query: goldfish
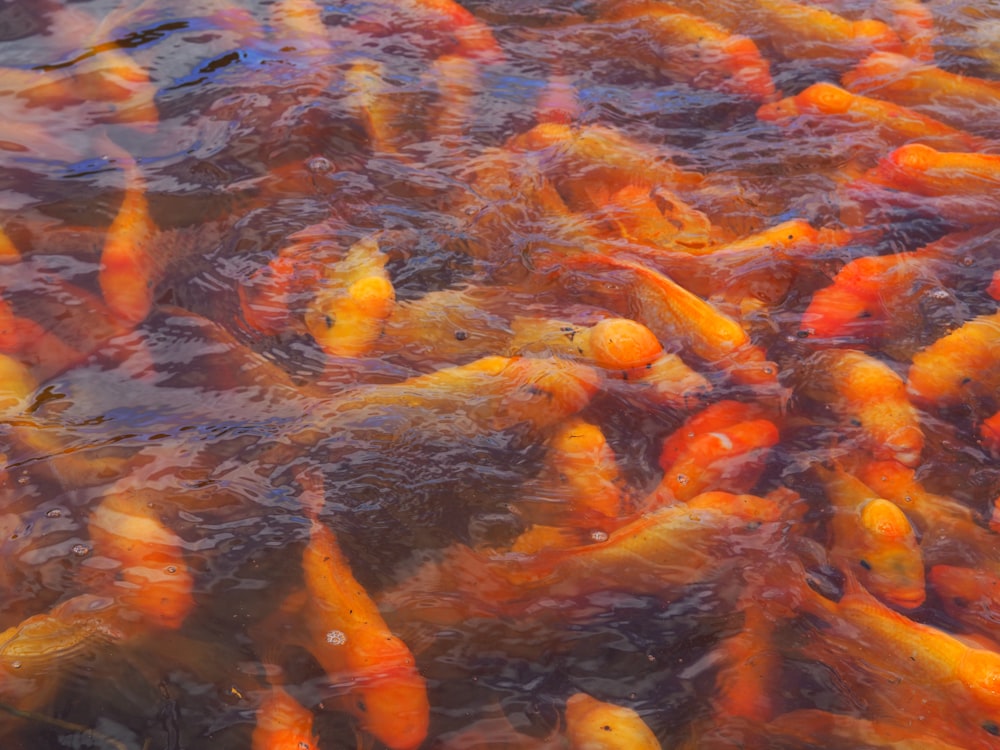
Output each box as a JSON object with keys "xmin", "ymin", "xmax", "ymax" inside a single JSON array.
[
  {"xmin": 907, "ymin": 309, "xmax": 1000, "ymax": 408},
  {"xmin": 563, "ymin": 693, "xmax": 661, "ymax": 750},
  {"xmin": 506, "ymin": 123, "xmax": 705, "ymax": 211},
  {"xmin": 0, "ymin": 226, "xmax": 18, "ymax": 262},
  {"xmin": 858, "ymin": 144, "xmax": 1000, "ymax": 224},
  {"xmin": 298, "ymin": 515, "xmax": 429, "ymax": 750},
  {"xmin": 588, "ymin": 3, "xmax": 775, "ymax": 102},
  {"xmin": 0, "ymin": 593, "xmax": 125, "ymax": 713},
  {"xmin": 796, "ymin": 349, "xmax": 924, "ymax": 466},
  {"xmin": 789, "ymin": 569, "xmax": 1000, "ymax": 748},
  {"xmin": 842, "ymin": 51, "xmax": 1000, "ymax": 136},
  {"xmin": 711, "ymin": 602, "xmax": 780, "ymax": 722},
  {"xmin": 540, "ymin": 252, "xmax": 779, "ymax": 388},
  {"xmin": 757, "ymin": 82, "xmax": 986, "ymax": 153},
  {"xmin": 930, "ymin": 565, "xmax": 1000, "ymax": 643},
  {"xmin": 303, "ymin": 234, "xmax": 396, "ymax": 359},
  {"xmin": 345, "ymin": 60, "xmax": 408, "ymax": 154},
  {"xmin": 310, "ymin": 355, "xmax": 600, "ymax": 439},
  {"xmin": 99, "ymin": 157, "xmax": 159, "ymax": 325},
  {"xmin": 251, "ymin": 684, "xmax": 319, "ymax": 750},
  {"xmin": 653, "ymin": 401, "xmax": 779, "ymax": 505},
  {"xmin": 815, "ymin": 465, "xmax": 926, "ymax": 609},
  {"xmin": 981, "ymin": 410, "xmax": 1000, "ymax": 457},
  {"xmin": 86, "ymin": 489, "xmax": 195, "ymax": 630},
  {"xmin": 856, "ymin": 460, "xmax": 995, "ymax": 567},
  {"xmin": 765, "ymin": 708, "xmax": 974, "ymax": 750}
]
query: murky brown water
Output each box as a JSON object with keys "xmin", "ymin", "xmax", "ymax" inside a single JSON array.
[{"xmin": 3, "ymin": 1, "xmax": 1000, "ymax": 748}]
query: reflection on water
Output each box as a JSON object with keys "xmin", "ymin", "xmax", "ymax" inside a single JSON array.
[{"xmin": 3, "ymin": 0, "xmax": 1000, "ymax": 748}]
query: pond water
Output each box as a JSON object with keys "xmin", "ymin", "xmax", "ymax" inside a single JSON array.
[{"xmin": 3, "ymin": 0, "xmax": 1000, "ymax": 748}]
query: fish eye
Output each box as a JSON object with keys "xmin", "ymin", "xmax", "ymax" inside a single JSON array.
[
  {"xmin": 859, "ymin": 559, "xmax": 872, "ymax": 570},
  {"xmin": 982, "ymin": 720, "xmax": 999, "ymax": 736},
  {"xmin": 356, "ymin": 698, "xmax": 367, "ymax": 713}
]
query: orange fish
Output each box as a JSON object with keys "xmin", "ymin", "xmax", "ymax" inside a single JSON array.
[
  {"xmin": 86, "ymin": 489, "xmax": 195, "ymax": 631},
  {"xmin": 981, "ymin": 410, "xmax": 1000, "ymax": 457},
  {"xmin": 654, "ymin": 417, "xmax": 779, "ymax": 504},
  {"xmin": 842, "ymin": 51, "xmax": 1000, "ymax": 136},
  {"xmin": 907, "ymin": 309, "xmax": 1000, "ymax": 408},
  {"xmin": 541, "ymin": 252, "xmax": 779, "ymax": 388},
  {"xmin": 856, "ymin": 460, "xmax": 992, "ymax": 566},
  {"xmin": 815, "ymin": 465, "xmax": 926, "ymax": 609},
  {"xmin": 797, "ymin": 349, "xmax": 923, "ymax": 466},
  {"xmin": 303, "ymin": 234, "xmax": 395, "ymax": 359},
  {"xmin": 251, "ymin": 684, "xmax": 319, "ymax": 750},
  {"xmin": 99, "ymin": 158, "xmax": 159, "ymax": 325},
  {"xmin": 563, "ymin": 692, "xmax": 661, "ymax": 749},
  {"xmin": 0, "ymin": 226, "xmax": 18, "ymax": 262},
  {"xmin": 765, "ymin": 708, "xmax": 973, "ymax": 750},
  {"xmin": 757, "ymin": 82, "xmax": 985, "ymax": 152},
  {"xmin": 299, "ymin": 517, "xmax": 429, "ymax": 750},
  {"xmin": 930, "ymin": 565, "xmax": 1000, "ymax": 643},
  {"xmin": 711, "ymin": 602, "xmax": 780, "ymax": 722},
  {"xmin": 592, "ymin": 3, "xmax": 775, "ymax": 102}
]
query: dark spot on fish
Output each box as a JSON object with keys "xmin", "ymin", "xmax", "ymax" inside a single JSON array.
[
  {"xmin": 787, "ymin": 234, "xmax": 794, "ymax": 240},
  {"xmin": 356, "ymin": 698, "xmax": 367, "ymax": 713},
  {"xmin": 324, "ymin": 314, "xmax": 334, "ymax": 329},
  {"xmin": 961, "ymin": 377, "xmax": 972, "ymax": 385},
  {"xmin": 454, "ymin": 330, "xmax": 468, "ymax": 341},
  {"xmin": 602, "ymin": 725, "xmax": 612, "ymax": 732},
  {"xmin": 856, "ymin": 310, "xmax": 871, "ymax": 318},
  {"xmin": 859, "ymin": 559, "xmax": 872, "ymax": 570},
  {"xmin": 983, "ymin": 721, "xmax": 1000, "ymax": 736},
  {"xmin": 849, "ymin": 418, "xmax": 862, "ymax": 427},
  {"xmin": 953, "ymin": 596, "xmax": 969, "ymax": 608}
]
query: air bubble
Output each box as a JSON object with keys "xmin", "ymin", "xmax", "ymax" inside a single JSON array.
[
  {"xmin": 326, "ymin": 630, "xmax": 347, "ymax": 645},
  {"xmin": 71, "ymin": 544, "xmax": 89, "ymax": 557},
  {"xmin": 45, "ymin": 509, "xmax": 62, "ymax": 519},
  {"xmin": 590, "ymin": 530, "xmax": 609, "ymax": 543},
  {"xmin": 307, "ymin": 156, "xmax": 333, "ymax": 173}
]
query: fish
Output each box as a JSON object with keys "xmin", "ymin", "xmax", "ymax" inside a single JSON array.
[
  {"xmin": 711, "ymin": 601, "xmax": 780, "ymax": 722},
  {"xmin": 251, "ymin": 683, "xmax": 319, "ymax": 750},
  {"xmin": 842, "ymin": 51, "xmax": 1000, "ymax": 136},
  {"xmin": 588, "ymin": 3, "xmax": 775, "ymax": 102},
  {"xmin": 86, "ymin": 488, "xmax": 195, "ymax": 631},
  {"xmin": 795, "ymin": 349, "xmax": 923, "ymax": 466},
  {"xmin": 99, "ymin": 157, "xmax": 159, "ymax": 325},
  {"xmin": 757, "ymin": 82, "xmax": 986, "ymax": 153},
  {"xmin": 538, "ymin": 251, "xmax": 780, "ymax": 388},
  {"xmin": 765, "ymin": 708, "xmax": 975, "ymax": 749},
  {"xmin": 303, "ymin": 234, "xmax": 396, "ymax": 359},
  {"xmin": 298, "ymin": 514, "xmax": 429, "ymax": 750},
  {"xmin": 907, "ymin": 309, "xmax": 1000, "ymax": 408},
  {"xmin": 815, "ymin": 464, "xmax": 926, "ymax": 609},
  {"xmin": 563, "ymin": 692, "xmax": 661, "ymax": 750},
  {"xmin": 653, "ymin": 403, "xmax": 780, "ymax": 504}
]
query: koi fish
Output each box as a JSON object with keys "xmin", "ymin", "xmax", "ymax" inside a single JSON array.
[
  {"xmin": 87, "ymin": 489, "xmax": 195, "ymax": 630},
  {"xmin": 842, "ymin": 52, "xmax": 1000, "ymax": 136},
  {"xmin": 981, "ymin": 410, "xmax": 1000, "ymax": 457},
  {"xmin": 299, "ymin": 516, "xmax": 429, "ymax": 750},
  {"xmin": 0, "ymin": 593, "xmax": 124, "ymax": 712},
  {"xmin": 815, "ymin": 465, "xmax": 926, "ymax": 609},
  {"xmin": 907, "ymin": 309, "xmax": 1000, "ymax": 407},
  {"xmin": 564, "ymin": 692, "xmax": 661, "ymax": 750},
  {"xmin": 303, "ymin": 234, "xmax": 395, "ymax": 359},
  {"xmin": 311, "ymin": 355, "xmax": 600, "ymax": 439},
  {"xmin": 345, "ymin": 60, "xmax": 408, "ymax": 154},
  {"xmin": 856, "ymin": 460, "xmax": 994, "ymax": 567},
  {"xmin": 0, "ymin": 227, "xmax": 18, "ymax": 262},
  {"xmin": 757, "ymin": 82, "xmax": 985, "ymax": 152},
  {"xmin": 251, "ymin": 684, "xmax": 319, "ymax": 750},
  {"xmin": 796, "ymin": 349, "xmax": 923, "ymax": 466},
  {"xmin": 793, "ymin": 569, "xmax": 1000, "ymax": 747},
  {"xmin": 711, "ymin": 602, "xmax": 780, "ymax": 722},
  {"xmin": 654, "ymin": 400, "xmax": 779, "ymax": 504},
  {"xmin": 930, "ymin": 565, "xmax": 1000, "ymax": 642},
  {"xmin": 539, "ymin": 252, "xmax": 779, "ymax": 388},
  {"xmin": 860, "ymin": 144, "xmax": 1000, "ymax": 224},
  {"xmin": 590, "ymin": 3, "xmax": 775, "ymax": 102},
  {"xmin": 766, "ymin": 708, "xmax": 974, "ymax": 750},
  {"xmin": 99, "ymin": 157, "xmax": 159, "ymax": 325}
]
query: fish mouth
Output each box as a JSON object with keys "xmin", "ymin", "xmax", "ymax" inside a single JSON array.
[{"xmin": 887, "ymin": 589, "xmax": 927, "ymax": 609}]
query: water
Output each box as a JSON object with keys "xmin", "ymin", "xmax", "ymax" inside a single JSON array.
[{"xmin": 3, "ymin": 0, "xmax": 1000, "ymax": 748}]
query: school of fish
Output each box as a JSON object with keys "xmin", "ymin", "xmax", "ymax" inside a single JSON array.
[{"xmin": 1, "ymin": 0, "xmax": 1000, "ymax": 747}]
